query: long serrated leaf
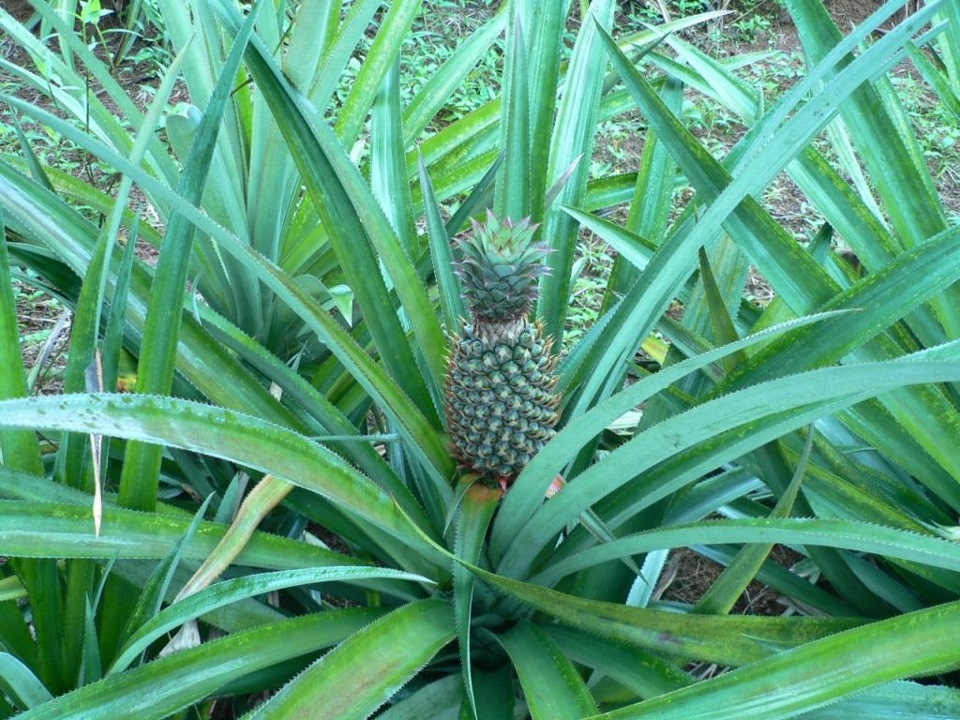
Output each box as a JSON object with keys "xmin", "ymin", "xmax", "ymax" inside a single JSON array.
[
  {"xmin": 908, "ymin": 40, "xmax": 960, "ymax": 124},
  {"xmin": 590, "ymin": 600, "xmax": 960, "ymax": 720},
  {"xmin": 498, "ymin": 360, "xmax": 960, "ymax": 577},
  {"xmin": 403, "ymin": 12, "xmax": 506, "ymax": 145},
  {"xmin": 283, "ymin": 0, "xmax": 339, "ymax": 92},
  {"xmin": 0, "ymin": 394, "xmax": 447, "ymax": 565},
  {"xmin": 17, "ymin": 609, "xmax": 381, "ymax": 720},
  {"xmin": 304, "ymin": 0, "xmax": 381, "ymax": 109},
  {"xmin": 100, "ymin": 228, "xmax": 137, "ymax": 399},
  {"xmin": 477, "ymin": 569, "xmax": 858, "ymax": 667},
  {"xmin": 542, "ymin": 625, "xmax": 692, "ymax": 699},
  {"xmin": 0, "ymin": 218, "xmax": 42, "ymax": 475},
  {"xmin": 11, "ymin": 114, "xmax": 53, "ymax": 192},
  {"xmin": 538, "ymin": 0, "xmax": 615, "ymax": 342},
  {"xmin": 0, "ymin": 653, "xmax": 52, "ymax": 711},
  {"xmin": 534, "ymin": 517, "xmax": 960, "ymax": 588},
  {"xmin": 334, "ymin": 0, "xmax": 424, "ymax": 146},
  {"xmin": 498, "ymin": 621, "xmax": 598, "ymax": 719},
  {"xmin": 419, "ymin": 152, "xmax": 466, "ymax": 330},
  {"xmin": 119, "ymin": 0, "xmax": 264, "ymax": 511},
  {"xmin": 523, "ymin": 0, "xmax": 564, "ymax": 226},
  {"xmin": 664, "ymin": 35, "xmax": 761, "ymax": 122},
  {"xmin": 372, "ymin": 60, "xmax": 415, "ymax": 253},
  {"xmin": 79, "ymin": 598, "xmax": 102, "ymax": 685},
  {"xmin": 696, "ymin": 247, "xmax": 745, "ymax": 371},
  {"xmin": 565, "ymin": 206, "xmax": 656, "ymax": 274},
  {"xmin": 109, "ymin": 566, "xmax": 427, "ymax": 675},
  {"xmin": 495, "ymin": 8, "xmax": 531, "ymax": 220},
  {"xmin": 454, "ymin": 481, "xmax": 501, "ymax": 719},
  {"xmin": 243, "ymin": 599, "xmax": 454, "ymax": 720},
  {"xmin": 444, "ymin": 151, "xmax": 504, "ymax": 236},
  {"xmin": 491, "ymin": 312, "xmax": 852, "ymax": 563},
  {"xmin": 53, "ymin": 230, "xmax": 111, "ymax": 527}
]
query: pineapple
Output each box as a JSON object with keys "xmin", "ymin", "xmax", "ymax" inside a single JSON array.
[{"xmin": 445, "ymin": 211, "xmax": 560, "ymax": 483}]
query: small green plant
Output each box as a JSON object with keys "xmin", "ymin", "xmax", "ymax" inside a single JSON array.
[
  {"xmin": 566, "ymin": 233, "xmax": 614, "ymax": 347},
  {"xmin": 732, "ymin": 12, "xmax": 771, "ymax": 42},
  {"xmin": 77, "ymin": 0, "xmax": 114, "ymax": 50},
  {"xmin": 117, "ymin": 0, "xmax": 174, "ymax": 77},
  {"xmin": 627, "ymin": 0, "xmax": 711, "ymax": 25}
]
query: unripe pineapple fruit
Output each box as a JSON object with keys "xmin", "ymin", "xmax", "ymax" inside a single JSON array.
[{"xmin": 445, "ymin": 212, "xmax": 560, "ymax": 482}]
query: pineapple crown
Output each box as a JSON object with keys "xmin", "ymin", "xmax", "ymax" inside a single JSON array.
[{"xmin": 454, "ymin": 211, "xmax": 552, "ymax": 323}]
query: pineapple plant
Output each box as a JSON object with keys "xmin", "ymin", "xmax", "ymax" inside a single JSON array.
[{"xmin": 445, "ymin": 211, "xmax": 560, "ymax": 484}]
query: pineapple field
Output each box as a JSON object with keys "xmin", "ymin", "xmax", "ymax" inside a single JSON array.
[{"xmin": 1, "ymin": 0, "xmax": 960, "ymax": 718}]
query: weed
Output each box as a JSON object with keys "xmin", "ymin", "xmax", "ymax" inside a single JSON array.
[
  {"xmin": 402, "ymin": 7, "xmax": 503, "ymax": 131},
  {"xmin": 566, "ymin": 234, "xmax": 614, "ymax": 347},
  {"xmin": 11, "ymin": 275, "xmax": 63, "ymax": 360},
  {"xmin": 731, "ymin": 13, "xmax": 771, "ymax": 42},
  {"xmin": 625, "ymin": 0, "xmax": 712, "ymax": 25},
  {"xmin": 78, "ymin": 0, "xmax": 114, "ymax": 43},
  {"xmin": 891, "ymin": 72, "xmax": 960, "ymax": 182}
]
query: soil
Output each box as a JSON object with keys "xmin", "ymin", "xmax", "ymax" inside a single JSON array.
[
  {"xmin": 657, "ymin": 545, "xmax": 804, "ymax": 616},
  {"xmin": 2, "ymin": 0, "xmax": 33, "ymax": 22}
]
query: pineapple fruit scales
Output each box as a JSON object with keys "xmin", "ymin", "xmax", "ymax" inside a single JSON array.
[{"xmin": 445, "ymin": 211, "xmax": 560, "ymax": 482}]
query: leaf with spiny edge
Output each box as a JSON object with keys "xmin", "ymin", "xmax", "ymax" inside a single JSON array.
[{"xmin": 453, "ymin": 479, "xmax": 502, "ymax": 719}]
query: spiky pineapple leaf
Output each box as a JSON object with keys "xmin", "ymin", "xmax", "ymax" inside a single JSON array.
[
  {"xmin": 0, "ymin": 394, "xmax": 445, "ymax": 565},
  {"xmin": 477, "ymin": 570, "xmax": 859, "ymax": 667},
  {"xmin": 119, "ymin": 0, "xmax": 264, "ymax": 512},
  {"xmin": 377, "ymin": 675, "xmax": 464, "ymax": 720},
  {"xmin": 499, "ymin": 621, "xmax": 598, "ymax": 719},
  {"xmin": 490, "ymin": 312, "xmax": 852, "ymax": 564},
  {"xmin": 533, "ymin": 517, "xmax": 960, "ymax": 588},
  {"xmin": 15, "ymin": 610, "xmax": 381, "ymax": 720},
  {"xmin": 0, "ymin": 653, "xmax": 52, "ymax": 712},
  {"xmin": 0, "ymin": 219, "xmax": 41, "ymax": 474},
  {"xmin": 589, "ymin": 601, "xmax": 960, "ymax": 720},
  {"xmin": 542, "ymin": 625, "xmax": 691, "ymax": 700},
  {"xmin": 109, "ymin": 566, "xmax": 429, "ymax": 675},
  {"xmin": 454, "ymin": 481, "xmax": 502, "ymax": 718},
  {"xmin": 242, "ymin": 599, "xmax": 454, "ymax": 719}
]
